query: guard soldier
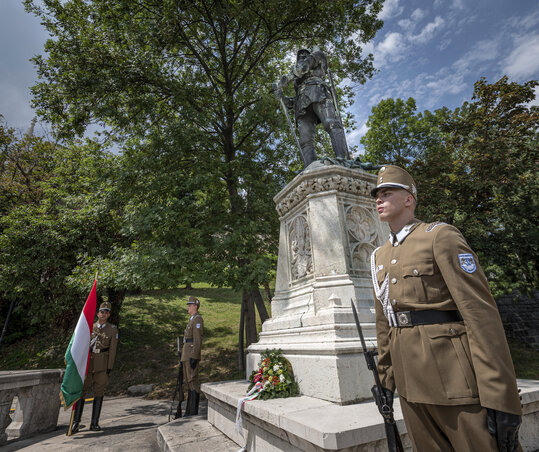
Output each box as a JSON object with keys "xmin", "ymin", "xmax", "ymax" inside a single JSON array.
[
  {"xmin": 71, "ymin": 301, "xmax": 118, "ymax": 433},
  {"xmin": 181, "ymin": 296, "xmax": 204, "ymax": 416},
  {"xmin": 370, "ymin": 165, "xmax": 522, "ymax": 451}
]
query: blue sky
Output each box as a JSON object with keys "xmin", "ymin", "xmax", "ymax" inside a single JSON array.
[{"xmin": 1, "ymin": 0, "xmax": 538, "ymax": 151}]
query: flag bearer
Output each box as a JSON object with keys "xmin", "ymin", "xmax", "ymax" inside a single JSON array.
[
  {"xmin": 72, "ymin": 301, "xmax": 118, "ymax": 433},
  {"xmin": 370, "ymin": 165, "xmax": 522, "ymax": 452}
]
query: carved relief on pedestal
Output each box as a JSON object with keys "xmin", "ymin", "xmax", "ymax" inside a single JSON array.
[
  {"xmin": 344, "ymin": 204, "xmax": 380, "ymax": 276},
  {"xmin": 287, "ymin": 213, "xmax": 313, "ymax": 282},
  {"xmin": 276, "ymin": 174, "xmax": 373, "ymax": 216}
]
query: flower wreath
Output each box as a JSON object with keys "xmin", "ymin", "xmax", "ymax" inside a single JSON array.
[{"xmin": 248, "ymin": 349, "xmax": 299, "ymax": 400}]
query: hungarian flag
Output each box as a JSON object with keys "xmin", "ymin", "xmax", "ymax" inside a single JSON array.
[{"xmin": 59, "ymin": 279, "xmax": 97, "ymax": 409}]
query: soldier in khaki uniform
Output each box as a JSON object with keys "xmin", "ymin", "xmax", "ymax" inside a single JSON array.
[
  {"xmin": 370, "ymin": 165, "xmax": 522, "ymax": 452},
  {"xmin": 72, "ymin": 301, "xmax": 118, "ymax": 433},
  {"xmin": 181, "ymin": 296, "xmax": 204, "ymax": 416}
]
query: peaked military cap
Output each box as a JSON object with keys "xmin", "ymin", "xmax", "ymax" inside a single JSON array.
[
  {"xmin": 370, "ymin": 165, "xmax": 417, "ymax": 200},
  {"xmin": 99, "ymin": 301, "xmax": 111, "ymax": 311},
  {"xmin": 187, "ymin": 296, "xmax": 200, "ymax": 307}
]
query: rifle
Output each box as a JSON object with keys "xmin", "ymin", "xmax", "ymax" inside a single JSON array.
[
  {"xmin": 169, "ymin": 336, "xmax": 184, "ymax": 421},
  {"xmin": 351, "ymin": 300, "xmax": 404, "ymax": 452}
]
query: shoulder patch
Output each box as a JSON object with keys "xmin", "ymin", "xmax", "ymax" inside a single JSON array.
[
  {"xmin": 196, "ymin": 323, "xmax": 201, "ymax": 328},
  {"xmin": 458, "ymin": 253, "xmax": 477, "ymax": 273},
  {"xmin": 426, "ymin": 222, "xmax": 446, "ymax": 232}
]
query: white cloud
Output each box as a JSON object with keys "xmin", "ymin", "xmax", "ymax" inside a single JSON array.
[
  {"xmin": 450, "ymin": 0, "xmax": 465, "ymax": 10},
  {"xmin": 411, "ymin": 8, "xmax": 426, "ymax": 22},
  {"xmin": 409, "ymin": 16, "xmax": 445, "ymax": 44},
  {"xmin": 374, "ymin": 32, "xmax": 408, "ymax": 67},
  {"xmin": 379, "ymin": 0, "xmax": 404, "ymax": 21},
  {"xmin": 453, "ymin": 39, "xmax": 499, "ymax": 74},
  {"xmin": 525, "ymin": 86, "xmax": 539, "ymax": 108},
  {"xmin": 503, "ymin": 34, "xmax": 539, "ymax": 80}
]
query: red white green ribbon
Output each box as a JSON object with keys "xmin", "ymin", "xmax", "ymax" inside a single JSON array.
[{"xmin": 235, "ymin": 382, "xmax": 263, "ymax": 435}]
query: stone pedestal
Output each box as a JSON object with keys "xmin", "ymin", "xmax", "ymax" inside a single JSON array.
[{"xmin": 247, "ymin": 163, "xmax": 389, "ymax": 404}]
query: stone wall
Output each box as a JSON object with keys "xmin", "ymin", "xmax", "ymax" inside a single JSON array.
[
  {"xmin": 0, "ymin": 369, "xmax": 63, "ymax": 445},
  {"xmin": 497, "ymin": 291, "xmax": 539, "ymax": 350}
]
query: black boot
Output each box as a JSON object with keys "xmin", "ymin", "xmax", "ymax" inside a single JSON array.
[
  {"xmin": 191, "ymin": 391, "xmax": 200, "ymax": 415},
  {"xmin": 70, "ymin": 399, "xmax": 85, "ymax": 433},
  {"xmin": 90, "ymin": 396, "xmax": 103, "ymax": 431},
  {"xmin": 183, "ymin": 390, "xmax": 193, "ymax": 417}
]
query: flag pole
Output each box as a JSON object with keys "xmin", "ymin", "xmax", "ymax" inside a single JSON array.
[{"xmin": 66, "ymin": 402, "xmax": 77, "ymax": 436}]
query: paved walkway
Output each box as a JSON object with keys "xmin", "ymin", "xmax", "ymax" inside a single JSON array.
[{"xmin": 3, "ymin": 396, "xmax": 215, "ymax": 452}]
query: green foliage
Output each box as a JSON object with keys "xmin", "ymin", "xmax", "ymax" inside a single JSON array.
[
  {"xmin": 248, "ymin": 348, "xmax": 299, "ymax": 400},
  {"xmin": 0, "ymin": 123, "xmax": 125, "ymax": 337},
  {"xmin": 360, "ymin": 77, "xmax": 538, "ymax": 296},
  {"xmin": 23, "ymin": 0, "xmax": 384, "ymax": 294}
]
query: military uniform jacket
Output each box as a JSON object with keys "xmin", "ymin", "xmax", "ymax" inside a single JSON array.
[
  {"xmin": 373, "ymin": 222, "xmax": 522, "ymax": 415},
  {"xmin": 181, "ymin": 313, "xmax": 203, "ymax": 361},
  {"xmin": 89, "ymin": 322, "xmax": 118, "ymax": 372}
]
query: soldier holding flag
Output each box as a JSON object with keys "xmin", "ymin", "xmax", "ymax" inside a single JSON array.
[{"xmin": 71, "ymin": 301, "xmax": 118, "ymax": 433}]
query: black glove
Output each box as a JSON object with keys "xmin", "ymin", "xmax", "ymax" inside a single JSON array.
[
  {"xmin": 371, "ymin": 385, "xmax": 394, "ymax": 417},
  {"xmin": 189, "ymin": 358, "xmax": 198, "ymax": 370},
  {"xmin": 106, "ymin": 369, "xmax": 111, "ymax": 375},
  {"xmin": 486, "ymin": 408, "xmax": 521, "ymax": 452}
]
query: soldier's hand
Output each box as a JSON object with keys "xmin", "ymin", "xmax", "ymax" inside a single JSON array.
[
  {"xmin": 371, "ymin": 385, "xmax": 394, "ymax": 416},
  {"xmin": 486, "ymin": 408, "xmax": 521, "ymax": 452},
  {"xmin": 189, "ymin": 358, "xmax": 198, "ymax": 370}
]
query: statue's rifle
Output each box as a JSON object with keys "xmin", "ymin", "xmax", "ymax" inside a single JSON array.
[
  {"xmin": 328, "ymin": 69, "xmax": 350, "ymax": 159},
  {"xmin": 169, "ymin": 336, "xmax": 184, "ymax": 421},
  {"xmin": 351, "ymin": 300, "xmax": 404, "ymax": 452}
]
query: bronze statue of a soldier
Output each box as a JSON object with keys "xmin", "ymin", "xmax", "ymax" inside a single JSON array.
[{"xmin": 273, "ymin": 48, "xmax": 348, "ymax": 168}]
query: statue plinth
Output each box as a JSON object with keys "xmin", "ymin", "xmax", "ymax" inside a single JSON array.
[{"xmin": 247, "ymin": 163, "xmax": 389, "ymax": 404}]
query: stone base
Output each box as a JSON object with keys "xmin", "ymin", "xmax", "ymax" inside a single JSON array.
[{"xmin": 203, "ymin": 379, "xmax": 539, "ymax": 452}]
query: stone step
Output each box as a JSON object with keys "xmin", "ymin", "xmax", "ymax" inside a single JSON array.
[{"xmin": 157, "ymin": 415, "xmax": 240, "ymax": 452}]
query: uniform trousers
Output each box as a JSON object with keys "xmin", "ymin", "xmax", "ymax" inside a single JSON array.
[
  {"xmin": 82, "ymin": 370, "xmax": 108, "ymax": 397},
  {"xmin": 399, "ymin": 395, "xmax": 521, "ymax": 452},
  {"xmin": 183, "ymin": 363, "xmax": 200, "ymax": 392}
]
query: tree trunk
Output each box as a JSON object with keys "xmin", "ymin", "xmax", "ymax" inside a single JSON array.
[
  {"xmin": 238, "ymin": 291, "xmax": 246, "ymax": 372},
  {"xmin": 243, "ymin": 288, "xmax": 258, "ymax": 348},
  {"xmin": 264, "ymin": 282, "xmax": 272, "ymax": 303},
  {"xmin": 106, "ymin": 287, "xmax": 127, "ymax": 327},
  {"xmin": 184, "ymin": 281, "xmax": 192, "ymax": 290},
  {"xmin": 251, "ymin": 288, "xmax": 269, "ymax": 323}
]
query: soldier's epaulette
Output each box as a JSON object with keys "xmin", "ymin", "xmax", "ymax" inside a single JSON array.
[{"xmin": 426, "ymin": 222, "xmax": 446, "ymax": 232}]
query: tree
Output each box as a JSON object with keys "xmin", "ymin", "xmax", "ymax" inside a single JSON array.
[
  {"xmin": 361, "ymin": 97, "xmax": 423, "ymax": 166},
  {"xmin": 0, "ymin": 120, "xmax": 127, "ymax": 339},
  {"xmin": 25, "ymin": 0, "xmax": 384, "ymax": 369},
  {"xmin": 441, "ymin": 77, "xmax": 538, "ymax": 296},
  {"xmin": 360, "ymin": 77, "xmax": 538, "ymax": 296}
]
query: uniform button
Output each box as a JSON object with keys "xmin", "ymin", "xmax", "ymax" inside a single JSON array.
[
  {"xmin": 391, "ymin": 299, "xmax": 397, "ymax": 306},
  {"xmin": 379, "ymin": 177, "xmax": 383, "ymax": 182},
  {"xmin": 413, "ymin": 269, "xmax": 419, "ymax": 276},
  {"xmin": 391, "ymin": 259, "xmax": 397, "ymax": 264},
  {"xmin": 449, "ymin": 328, "xmax": 456, "ymax": 335},
  {"xmin": 393, "ymin": 242, "xmax": 399, "ymax": 247},
  {"xmin": 391, "ymin": 278, "xmax": 397, "ymax": 284}
]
